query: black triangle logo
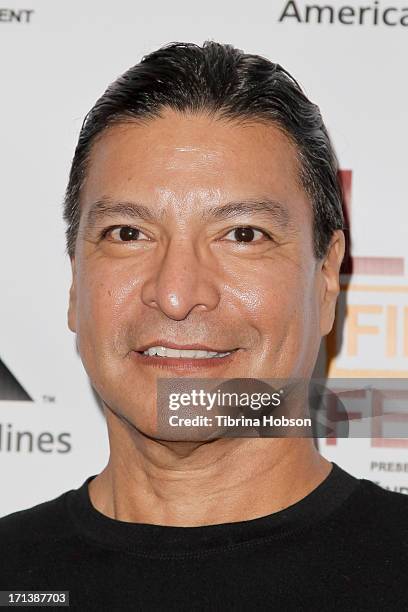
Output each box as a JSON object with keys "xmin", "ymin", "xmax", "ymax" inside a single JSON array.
[{"xmin": 0, "ymin": 358, "xmax": 32, "ymax": 401}]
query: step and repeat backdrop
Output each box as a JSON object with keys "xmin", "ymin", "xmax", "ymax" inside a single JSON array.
[{"xmin": 1, "ymin": 0, "xmax": 407, "ymax": 515}]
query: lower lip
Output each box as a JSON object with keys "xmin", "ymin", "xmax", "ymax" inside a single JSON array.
[{"xmin": 130, "ymin": 350, "xmax": 240, "ymax": 371}]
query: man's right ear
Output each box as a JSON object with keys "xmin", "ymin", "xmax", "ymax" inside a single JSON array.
[{"xmin": 67, "ymin": 257, "xmax": 77, "ymax": 333}]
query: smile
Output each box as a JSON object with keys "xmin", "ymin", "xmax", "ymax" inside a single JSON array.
[
  {"xmin": 131, "ymin": 343, "xmax": 240, "ymax": 371},
  {"xmin": 140, "ymin": 347, "xmax": 233, "ymax": 359}
]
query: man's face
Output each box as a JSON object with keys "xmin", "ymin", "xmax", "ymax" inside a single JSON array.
[{"xmin": 68, "ymin": 109, "xmax": 344, "ymax": 435}]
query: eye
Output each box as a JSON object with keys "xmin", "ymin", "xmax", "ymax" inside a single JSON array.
[
  {"xmin": 223, "ymin": 226, "xmax": 272, "ymax": 243},
  {"xmin": 101, "ymin": 225, "xmax": 149, "ymax": 242}
]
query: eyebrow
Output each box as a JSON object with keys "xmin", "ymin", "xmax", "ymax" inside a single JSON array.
[
  {"xmin": 203, "ymin": 199, "xmax": 291, "ymax": 228},
  {"xmin": 84, "ymin": 199, "xmax": 158, "ymax": 233},
  {"xmin": 83, "ymin": 196, "xmax": 293, "ymax": 234}
]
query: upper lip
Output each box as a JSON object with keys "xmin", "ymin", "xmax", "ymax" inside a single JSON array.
[{"xmin": 135, "ymin": 341, "xmax": 237, "ymax": 352}]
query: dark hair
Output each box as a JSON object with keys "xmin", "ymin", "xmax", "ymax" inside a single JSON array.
[{"xmin": 63, "ymin": 40, "xmax": 345, "ymax": 260}]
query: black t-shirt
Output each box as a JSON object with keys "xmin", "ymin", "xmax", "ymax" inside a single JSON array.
[{"xmin": 1, "ymin": 462, "xmax": 407, "ymax": 611}]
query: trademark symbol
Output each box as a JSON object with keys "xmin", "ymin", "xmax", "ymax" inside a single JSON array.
[{"xmin": 42, "ymin": 394, "xmax": 56, "ymax": 403}]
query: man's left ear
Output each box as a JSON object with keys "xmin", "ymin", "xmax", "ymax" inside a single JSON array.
[{"xmin": 318, "ymin": 230, "xmax": 346, "ymax": 337}]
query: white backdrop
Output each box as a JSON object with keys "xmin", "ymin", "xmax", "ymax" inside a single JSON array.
[{"xmin": 1, "ymin": 0, "xmax": 407, "ymax": 516}]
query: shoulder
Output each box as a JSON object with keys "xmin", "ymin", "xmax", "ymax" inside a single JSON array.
[
  {"xmin": 0, "ymin": 489, "xmax": 75, "ymax": 548},
  {"xmin": 358, "ymin": 477, "xmax": 408, "ymax": 512},
  {"xmin": 336, "ymin": 475, "xmax": 408, "ymax": 542},
  {"xmin": 0, "ymin": 486, "xmax": 87, "ymax": 587}
]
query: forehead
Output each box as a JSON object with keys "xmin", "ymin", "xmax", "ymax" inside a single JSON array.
[{"xmin": 80, "ymin": 109, "xmax": 308, "ymax": 216}]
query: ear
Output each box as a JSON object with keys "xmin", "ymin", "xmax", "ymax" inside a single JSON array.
[
  {"xmin": 318, "ymin": 230, "xmax": 346, "ymax": 337},
  {"xmin": 67, "ymin": 257, "xmax": 77, "ymax": 333}
]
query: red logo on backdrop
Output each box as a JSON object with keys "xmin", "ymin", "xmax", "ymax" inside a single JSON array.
[
  {"xmin": 338, "ymin": 170, "xmax": 404, "ymax": 277},
  {"xmin": 325, "ymin": 170, "xmax": 408, "ymax": 447}
]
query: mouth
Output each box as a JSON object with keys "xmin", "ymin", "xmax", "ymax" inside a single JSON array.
[{"xmin": 131, "ymin": 343, "xmax": 241, "ymax": 371}]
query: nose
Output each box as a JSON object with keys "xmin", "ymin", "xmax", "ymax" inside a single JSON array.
[{"xmin": 140, "ymin": 238, "xmax": 221, "ymax": 320}]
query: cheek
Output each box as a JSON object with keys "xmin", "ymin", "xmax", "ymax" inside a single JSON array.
[
  {"xmin": 224, "ymin": 255, "xmax": 314, "ymax": 325},
  {"xmin": 226, "ymin": 255, "xmax": 320, "ymax": 372},
  {"xmin": 75, "ymin": 262, "xmax": 143, "ymax": 351}
]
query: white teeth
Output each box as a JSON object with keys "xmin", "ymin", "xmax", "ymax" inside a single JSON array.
[{"xmin": 142, "ymin": 346, "xmax": 232, "ymax": 358}]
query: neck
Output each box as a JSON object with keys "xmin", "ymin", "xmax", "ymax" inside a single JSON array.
[{"xmin": 89, "ymin": 407, "xmax": 331, "ymax": 527}]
